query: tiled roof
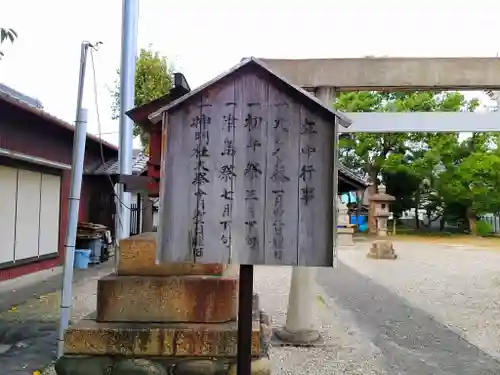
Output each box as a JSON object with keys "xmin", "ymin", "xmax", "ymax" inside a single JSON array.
[
  {"xmin": 0, "ymin": 83, "xmax": 44, "ymax": 109},
  {"xmin": 92, "ymin": 149, "xmax": 148, "ymax": 175},
  {"xmin": 90, "ymin": 150, "xmax": 368, "ymax": 189},
  {"xmin": 0, "ymin": 83, "xmax": 118, "ymax": 152},
  {"xmin": 339, "ymin": 164, "xmax": 369, "ymax": 188}
]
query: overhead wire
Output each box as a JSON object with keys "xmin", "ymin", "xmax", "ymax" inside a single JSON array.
[{"xmin": 88, "ymin": 46, "xmax": 158, "ymax": 230}]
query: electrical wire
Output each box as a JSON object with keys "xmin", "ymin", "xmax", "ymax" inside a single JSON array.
[{"xmin": 88, "ymin": 46, "xmax": 158, "ymax": 226}]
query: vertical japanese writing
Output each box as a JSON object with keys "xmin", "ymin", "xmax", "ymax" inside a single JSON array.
[
  {"xmin": 270, "ymin": 102, "xmax": 290, "ymax": 260},
  {"xmin": 191, "ymin": 107, "xmax": 212, "ymax": 258},
  {"xmin": 219, "ymin": 102, "xmax": 238, "ymax": 254},
  {"xmin": 244, "ymin": 104, "xmax": 263, "ymax": 251},
  {"xmin": 300, "ymin": 118, "xmax": 317, "ymax": 205}
]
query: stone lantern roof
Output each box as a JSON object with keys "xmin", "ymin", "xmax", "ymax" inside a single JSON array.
[{"xmin": 369, "ymin": 184, "xmax": 395, "ymax": 202}]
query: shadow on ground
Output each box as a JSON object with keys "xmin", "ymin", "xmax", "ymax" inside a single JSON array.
[
  {"xmin": 0, "ymin": 319, "xmax": 58, "ymax": 374},
  {"xmin": 0, "ymin": 262, "xmax": 112, "ymax": 374},
  {"xmin": 317, "ymin": 262, "xmax": 500, "ymax": 375},
  {"xmin": 0, "ymin": 262, "xmax": 111, "ymax": 312}
]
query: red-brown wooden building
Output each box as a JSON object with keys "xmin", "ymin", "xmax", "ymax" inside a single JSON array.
[{"xmin": 0, "ymin": 85, "xmax": 117, "ymax": 281}]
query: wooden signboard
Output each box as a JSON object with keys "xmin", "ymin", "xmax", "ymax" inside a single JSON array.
[{"xmin": 153, "ymin": 58, "xmax": 351, "ymax": 267}]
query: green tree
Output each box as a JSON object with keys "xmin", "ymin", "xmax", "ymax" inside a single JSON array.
[
  {"xmin": 335, "ymin": 91, "xmax": 466, "ymax": 182},
  {"xmin": 0, "ymin": 28, "xmax": 17, "ymax": 60},
  {"xmin": 111, "ymin": 45, "xmax": 173, "ymax": 149},
  {"xmin": 334, "ymin": 91, "xmax": 467, "ymax": 231},
  {"xmin": 437, "ymin": 132, "xmax": 500, "ymax": 235}
]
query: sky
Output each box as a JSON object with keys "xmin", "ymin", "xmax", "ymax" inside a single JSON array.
[{"xmin": 1, "ymin": 0, "xmax": 499, "ymax": 147}]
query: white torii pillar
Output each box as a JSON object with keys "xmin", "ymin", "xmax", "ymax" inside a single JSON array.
[{"xmin": 276, "ymin": 87, "xmax": 337, "ymax": 343}]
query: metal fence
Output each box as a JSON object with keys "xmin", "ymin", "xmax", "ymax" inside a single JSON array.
[
  {"xmin": 482, "ymin": 213, "xmax": 500, "ymax": 234},
  {"xmin": 130, "ymin": 203, "xmax": 140, "ymax": 236}
]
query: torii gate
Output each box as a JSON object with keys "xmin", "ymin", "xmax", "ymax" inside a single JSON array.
[{"xmin": 259, "ymin": 56, "xmax": 500, "ymax": 343}]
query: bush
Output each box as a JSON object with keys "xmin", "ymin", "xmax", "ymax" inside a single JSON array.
[{"xmin": 476, "ymin": 220, "xmax": 493, "ymax": 237}]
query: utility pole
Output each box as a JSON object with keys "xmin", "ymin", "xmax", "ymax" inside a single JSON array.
[
  {"xmin": 117, "ymin": 0, "xmax": 139, "ymax": 240},
  {"xmin": 57, "ymin": 41, "xmax": 91, "ymax": 358}
]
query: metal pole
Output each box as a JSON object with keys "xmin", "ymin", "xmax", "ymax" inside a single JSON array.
[
  {"xmin": 57, "ymin": 41, "xmax": 90, "ymax": 358},
  {"xmin": 117, "ymin": 0, "xmax": 139, "ymax": 240},
  {"xmin": 236, "ymin": 264, "xmax": 254, "ymax": 375}
]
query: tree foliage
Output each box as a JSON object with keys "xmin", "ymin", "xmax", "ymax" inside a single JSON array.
[
  {"xmin": 111, "ymin": 45, "xmax": 173, "ymax": 148},
  {"xmin": 0, "ymin": 28, "xmax": 17, "ymax": 60},
  {"xmin": 336, "ymin": 91, "xmax": 500, "ymax": 235}
]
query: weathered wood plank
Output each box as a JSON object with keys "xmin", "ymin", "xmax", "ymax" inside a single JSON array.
[
  {"xmin": 158, "ymin": 102, "xmax": 200, "ymax": 263},
  {"xmin": 197, "ymin": 81, "xmax": 237, "ymax": 263},
  {"xmin": 264, "ymin": 84, "xmax": 300, "ymax": 265},
  {"xmin": 158, "ymin": 67, "xmax": 338, "ymax": 267},
  {"xmin": 297, "ymin": 107, "xmax": 334, "ymax": 266},
  {"xmin": 231, "ymin": 74, "xmax": 268, "ymax": 264},
  {"xmin": 332, "ymin": 116, "xmax": 340, "ymax": 268}
]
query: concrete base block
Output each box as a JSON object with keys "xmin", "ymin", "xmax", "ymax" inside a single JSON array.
[
  {"xmin": 96, "ymin": 275, "xmax": 238, "ymax": 323},
  {"xmin": 64, "ymin": 319, "xmax": 260, "ymax": 357},
  {"xmin": 274, "ymin": 327, "xmax": 320, "ymax": 345},
  {"xmin": 118, "ymin": 233, "xmax": 226, "ymax": 276},
  {"xmin": 337, "ymin": 233, "xmax": 354, "ymax": 246},
  {"xmin": 337, "ymin": 227, "xmax": 355, "ymax": 246},
  {"xmin": 367, "ymin": 239, "xmax": 398, "ymax": 260}
]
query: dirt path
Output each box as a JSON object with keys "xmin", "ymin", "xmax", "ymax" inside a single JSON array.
[{"xmin": 391, "ymin": 234, "xmax": 500, "ymax": 249}]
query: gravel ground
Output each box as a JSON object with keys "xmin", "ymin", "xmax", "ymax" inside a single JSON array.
[
  {"xmin": 4, "ymin": 242, "xmax": 500, "ymax": 375},
  {"xmin": 339, "ymin": 241, "xmax": 500, "ymax": 360},
  {"xmin": 254, "ymin": 266, "xmax": 387, "ymax": 375},
  {"xmin": 2, "ymin": 261, "xmax": 385, "ymax": 375}
]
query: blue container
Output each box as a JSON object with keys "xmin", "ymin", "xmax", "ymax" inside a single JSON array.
[
  {"xmin": 74, "ymin": 249, "xmax": 91, "ymax": 269},
  {"xmin": 350, "ymin": 215, "xmax": 366, "ymax": 225},
  {"xmin": 350, "ymin": 215, "xmax": 369, "ymax": 232}
]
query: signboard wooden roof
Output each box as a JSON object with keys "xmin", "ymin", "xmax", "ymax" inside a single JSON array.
[
  {"xmin": 148, "ymin": 57, "xmax": 352, "ymax": 128},
  {"xmin": 155, "ymin": 57, "xmax": 352, "ymax": 267}
]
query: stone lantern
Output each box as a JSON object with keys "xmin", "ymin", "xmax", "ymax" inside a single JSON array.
[
  {"xmin": 367, "ymin": 184, "xmax": 397, "ymax": 259},
  {"xmin": 336, "ymin": 196, "xmax": 354, "ymax": 246},
  {"xmin": 370, "ymin": 184, "xmax": 395, "ymax": 237}
]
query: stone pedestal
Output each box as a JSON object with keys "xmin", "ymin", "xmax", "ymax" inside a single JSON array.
[
  {"xmin": 55, "ymin": 232, "xmax": 271, "ymax": 375},
  {"xmin": 366, "ymin": 239, "xmax": 397, "ymax": 260},
  {"xmin": 336, "ymin": 199, "xmax": 355, "ymax": 247},
  {"xmin": 337, "ymin": 227, "xmax": 355, "ymax": 246}
]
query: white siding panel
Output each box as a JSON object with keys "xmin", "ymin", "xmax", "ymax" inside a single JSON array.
[
  {"xmin": 38, "ymin": 173, "xmax": 61, "ymax": 256},
  {"xmin": 15, "ymin": 169, "xmax": 42, "ymax": 261},
  {"xmin": 0, "ymin": 166, "xmax": 17, "ymax": 264}
]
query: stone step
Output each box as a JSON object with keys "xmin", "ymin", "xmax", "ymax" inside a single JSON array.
[
  {"xmin": 64, "ymin": 319, "xmax": 260, "ymax": 357},
  {"xmin": 118, "ymin": 232, "xmax": 227, "ymax": 276},
  {"xmin": 97, "ymin": 275, "xmax": 238, "ymax": 323}
]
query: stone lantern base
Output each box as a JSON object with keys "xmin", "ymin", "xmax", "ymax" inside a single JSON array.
[
  {"xmin": 337, "ymin": 226, "xmax": 355, "ymax": 246},
  {"xmin": 367, "ymin": 239, "xmax": 397, "ymax": 260}
]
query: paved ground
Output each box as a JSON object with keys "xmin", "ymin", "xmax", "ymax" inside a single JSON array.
[
  {"xmin": 2, "ymin": 241, "xmax": 500, "ymax": 374},
  {"xmin": 0, "ymin": 261, "xmax": 114, "ymax": 374}
]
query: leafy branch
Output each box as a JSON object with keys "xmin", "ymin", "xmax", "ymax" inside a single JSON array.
[{"xmin": 0, "ymin": 28, "xmax": 17, "ymax": 60}]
